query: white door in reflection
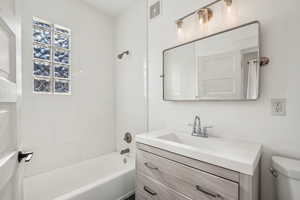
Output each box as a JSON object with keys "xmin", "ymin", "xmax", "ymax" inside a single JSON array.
[{"xmin": 196, "ymin": 51, "xmax": 241, "ymax": 99}]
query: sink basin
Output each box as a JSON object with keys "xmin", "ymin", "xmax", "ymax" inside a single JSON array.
[
  {"xmin": 158, "ymin": 133, "xmax": 218, "ymax": 148},
  {"xmin": 157, "ymin": 133, "xmax": 227, "ymax": 153},
  {"xmin": 136, "ymin": 130, "xmax": 262, "ymax": 175}
]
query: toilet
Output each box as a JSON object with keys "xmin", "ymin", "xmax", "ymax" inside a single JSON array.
[{"xmin": 272, "ymin": 156, "xmax": 300, "ymax": 200}]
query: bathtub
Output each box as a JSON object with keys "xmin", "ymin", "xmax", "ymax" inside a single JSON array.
[{"xmin": 24, "ymin": 152, "xmax": 135, "ymax": 200}]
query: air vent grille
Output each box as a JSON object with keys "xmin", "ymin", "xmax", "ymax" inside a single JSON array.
[{"xmin": 150, "ymin": 1, "xmax": 161, "ymax": 19}]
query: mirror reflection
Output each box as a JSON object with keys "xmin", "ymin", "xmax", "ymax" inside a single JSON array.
[{"xmin": 163, "ymin": 22, "xmax": 260, "ymax": 101}]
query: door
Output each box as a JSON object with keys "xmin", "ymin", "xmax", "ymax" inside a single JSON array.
[
  {"xmin": 196, "ymin": 51, "xmax": 242, "ymax": 99},
  {"xmin": 194, "ymin": 36, "xmax": 242, "ymax": 100},
  {"xmin": 0, "ymin": 1, "xmax": 28, "ymax": 200}
]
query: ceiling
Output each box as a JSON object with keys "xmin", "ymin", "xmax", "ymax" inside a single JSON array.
[{"xmin": 81, "ymin": 0, "xmax": 137, "ymax": 17}]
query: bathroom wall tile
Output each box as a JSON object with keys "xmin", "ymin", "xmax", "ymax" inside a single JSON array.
[
  {"xmin": 24, "ymin": 0, "xmax": 114, "ymax": 177},
  {"xmin": 115, "ymin": 0, "xmax": 148, "ymax": 151}
]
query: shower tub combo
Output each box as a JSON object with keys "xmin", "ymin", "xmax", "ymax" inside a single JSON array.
[{"xmin": 24, "ymin": 152, "xmax": 135, "ymax": 200}]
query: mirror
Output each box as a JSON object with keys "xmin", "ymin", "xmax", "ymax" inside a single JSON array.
[{"xmin": 163, "ymin": 22, "xmax": 260, "ymax": 101}]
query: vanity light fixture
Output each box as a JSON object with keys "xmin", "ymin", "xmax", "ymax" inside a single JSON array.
[
  {"xmin": 197, "ymin": 8, "xmax": 213, "ymax": 24},
  {"xmin": 175, "ymin": 0, "xmax": 234, "ymax": 30}
]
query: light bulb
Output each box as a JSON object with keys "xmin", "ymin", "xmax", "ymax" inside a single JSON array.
[
  {"xmin": 197, "ymin": 8, "xmax": 213, "ymax": 25},
  {"xmin": 199, "ymin": 17, "xmax": 204, "ymax": 24},
  {"xmin": 227, "ymin": 5, "xmax": 232, "ymax": 13},
  {"xmin": 197, "ymin": 9, "xmax": 206, "ymax": 24},
  {"xmin": 177, "ymin": 27, "xmax": 182, "ymax": 34},
  {"xmin": 176, "ymin": 20, "xmax": 183, "ymax": 33},
  {"xmin": 224, "ymin": 0, "xmax": 232, "ymax": 12}
]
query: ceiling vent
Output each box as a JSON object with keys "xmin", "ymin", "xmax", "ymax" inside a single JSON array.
[{"xmin": 150, "ymin": 1, "xmax": 161, "ymax": 19}]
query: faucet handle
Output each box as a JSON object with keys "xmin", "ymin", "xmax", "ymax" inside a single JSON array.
[{"xmin": 202, "ymin": 126, "xmax": 213, "ymax": 137}]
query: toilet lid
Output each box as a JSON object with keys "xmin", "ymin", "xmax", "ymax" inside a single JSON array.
[{"xmin": 272, "ymin": 156, "xmax": 300, "ymax": 180}]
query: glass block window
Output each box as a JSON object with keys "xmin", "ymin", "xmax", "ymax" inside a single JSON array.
[
  {"xmin": 54, "ymin": 79, "xmax": 70, "ymax": 94},
  {"xmin": 32, "ymin": 17, "xmax": 71, "ymax": 94},
  {"xmin": 54, "ymin": 48, "xmax": 70, "ymax": 64},
  {"xmin": 34, "ymin": 78, "xmax": 52, "ymax": 93},
  {"xmin": 54, "ymin": 64, "xmax": 70, "ymax": 79},
  {"xmin": 33, "ymin": 60, "xmax": 51, "ymax": 77},
  {"xmin": 33, "ymin": 44, "xmax": 51, "ymax": 60},
  {"xmin": 54, "ymin": 32, "xmax": 70, "ymax": 49}
]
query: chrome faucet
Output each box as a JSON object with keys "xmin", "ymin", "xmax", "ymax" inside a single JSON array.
[
  {"xmin": 191, "ymin": 115, "xmax": 213, "ymax": 138},
  {"xmin": 192, "ymin": 116, "xmax": 201, "ymax": 136}
]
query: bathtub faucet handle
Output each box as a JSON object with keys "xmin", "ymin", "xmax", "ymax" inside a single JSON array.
[{"xmin": 123, "ymin": 132, "xmax": 133, "ymax": 144}]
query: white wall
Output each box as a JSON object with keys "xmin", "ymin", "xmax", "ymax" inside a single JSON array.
[
  {"xmin": 147, "ymin": 0, "xmax": 300, "ymax": 200},
  {"xmin": 21, "ymin": 0, "xmax": 116, "ymax": 177},
  {"xmin": 115, "ymin": 0, "xmax": 147, "ymax": 151}
]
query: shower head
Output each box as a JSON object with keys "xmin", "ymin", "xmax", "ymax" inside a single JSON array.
[{"xmin": 117, "ymin": 50, "xmax": 130, "ymax": 59}]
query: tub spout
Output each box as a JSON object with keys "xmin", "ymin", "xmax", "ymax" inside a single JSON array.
[{"xmin": 120, "ymin": 148, "xmax": 130, "ymax": 155}]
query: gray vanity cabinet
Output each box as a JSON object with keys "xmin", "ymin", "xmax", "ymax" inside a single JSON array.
[{"xmin": 135, "ymin": 143, "xmax": 260, "ymax": 200}]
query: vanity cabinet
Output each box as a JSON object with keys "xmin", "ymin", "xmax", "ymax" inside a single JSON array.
[{"xmin": 136, "ymin": 143, "xmax": 260, "ymax": 200}]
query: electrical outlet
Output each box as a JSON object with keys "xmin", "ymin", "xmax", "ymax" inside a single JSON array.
[
  {"xmin": 150, "ymin": 1, "xmax": 161, "ymax": 19},
  {"xmin": 271, "ymin": 99, "xmax": 286, "ymax": 116}
]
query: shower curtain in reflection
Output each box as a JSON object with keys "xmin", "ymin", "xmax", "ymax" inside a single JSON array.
[{"xmin": 246, "ymin": 59, "xmax": 259, "ymax": 99}]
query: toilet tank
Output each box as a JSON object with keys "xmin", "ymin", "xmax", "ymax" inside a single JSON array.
[{"xmin": 272, "ymin": 156, "xmax": 300, "ymax": 200}]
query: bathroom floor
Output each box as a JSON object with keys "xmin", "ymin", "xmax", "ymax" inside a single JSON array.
[{"xmin": 125, "ymin": 194, "xmax": 135, "ymax": 200}]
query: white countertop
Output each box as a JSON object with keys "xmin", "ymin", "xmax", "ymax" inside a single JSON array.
[{"xmin": 136, "ymin": 130, "xmax": 262, "ymax": 176}]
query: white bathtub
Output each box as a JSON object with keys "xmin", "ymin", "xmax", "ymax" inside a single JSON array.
[{"xmin": 24, "ymin": 152, "xmax": 135, "ymax": 200}]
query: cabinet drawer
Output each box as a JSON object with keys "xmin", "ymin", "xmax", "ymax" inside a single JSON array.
[
  {"xmin": 136, "ymin": 173, "xmax": 191, "ymax": 200},
  {"xmin": 135, "ymin": 191, "xmax": 148, "ymax": 200},
  {"xmin": 137, "ymin": 149, "xmax": 239, "ymax": 200},
  {"xmin": 137, "ymin": 143, "xmax": 239, "ymax": 182}
]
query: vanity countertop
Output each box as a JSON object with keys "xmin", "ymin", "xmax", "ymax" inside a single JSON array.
[{"xmin": 136, "ymin": 130, "xmax": 262, "ymax": 176}]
